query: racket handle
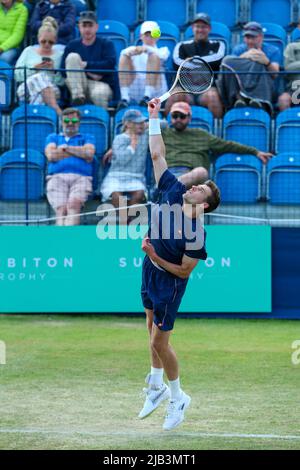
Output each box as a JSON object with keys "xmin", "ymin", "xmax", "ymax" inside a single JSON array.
[
  {"xmin": 158, "ymin": 91, "xmax": 171, "ymax": 103},
  {"xmin": 149, "ymin": 91, "xmax": 171, "ymax": 108}
]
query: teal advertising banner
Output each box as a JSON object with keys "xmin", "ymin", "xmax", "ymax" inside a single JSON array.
[{"xmin": 0, "ymin": 226, "xmax": 271, "ymax": 313}]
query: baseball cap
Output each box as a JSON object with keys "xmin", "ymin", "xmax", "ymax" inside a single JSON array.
[
  {"xmin": 170, "ymin": 102, "xmax": 192, "ymax": 116},
  {"xmin": 192, "ymin": 13, "xmax": 211, "ymax": 26},
  {"xmin": 243, "ymin": 21, "xmax": 263, "ymax": 36},
  {"xmin": 140, "ymin": 20, "xmax": 160, "ymax": 35},
  {"xmin": 122, "ymin": 109, "xmax": 147, "ymax": 123},
  {"xmin": 78, "ymin": 11, "xmax": 97, "ymax": 24}
]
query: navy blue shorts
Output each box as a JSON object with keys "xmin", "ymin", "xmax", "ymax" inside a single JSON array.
[{"xmin": 141, "ymin": 256, "xmax": 188, "ymax": 331}]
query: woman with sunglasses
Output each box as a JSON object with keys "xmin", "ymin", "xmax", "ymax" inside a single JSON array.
[{"xmin": 15, "ymin": 19, "xmax": 64, "ymax": 114}]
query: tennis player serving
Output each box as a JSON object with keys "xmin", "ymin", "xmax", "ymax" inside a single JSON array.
[{"xmin": 139, "ymin": 98, "xmax": 221, "ymax": 430}]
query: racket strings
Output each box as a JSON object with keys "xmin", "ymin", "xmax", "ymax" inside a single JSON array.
[{"xmin": 179, "ymin": 57, "xmax": 213, "ymax": 93}]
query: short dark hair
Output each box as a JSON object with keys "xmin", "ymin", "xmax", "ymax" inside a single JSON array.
[
  {"xmin": 204, "ymin": 180, "xmax": 221, "ymax": 213},
  {"xmin": 62, "ymin": 107, "xmax": 81, "ymax": 118}
]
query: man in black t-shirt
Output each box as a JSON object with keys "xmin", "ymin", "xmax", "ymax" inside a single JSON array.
[{"xmin": 165, "ymin": 13, "xmax": 224, "ymax": 118}]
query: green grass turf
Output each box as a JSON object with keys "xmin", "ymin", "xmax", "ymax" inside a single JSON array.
[{"xmin": 0, "ymin": 315, "xmax": 299, "ymax": 450}]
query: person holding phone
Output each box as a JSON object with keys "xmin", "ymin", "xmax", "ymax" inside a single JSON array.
[{"xmin": 15, "ymin": 18, "xmax": 64, "ymax": 114}]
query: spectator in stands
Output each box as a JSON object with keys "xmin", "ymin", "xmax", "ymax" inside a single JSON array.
[
  {"xmin": 45, "ymin": 107, "xmax": 96, "ymax": 225},
  {"xmin": 0, "ymin": 0, "xmax": 28, "ymax": 65},
  {"xmin": 61, "ymin": 10, "xmax": 116, "ymax": 108},
  {"xmin": 100, "ymin": 109, "xmax": 148, "ymax": 218},
  {"xmin": 170, "ymin": 13, "xmax": 225, "ymax": 118},
  {"xmin": 15, "ymin": 19, "xmax": 63, "ymax": 114},
  {"xmin": 162, "ymin": 101, "xmax": 273, "ymax": 188},
  {"xmin": 30, "ymin": 0, "xmax": 76, "ymax": 47},
  {"xmin": 218, "ymin": 22, "xmax": 280, "ymax": 112},
  {"xmin": 71, "ymin": 0, "xmax": 87, "ymax": 15},
  {"xmin": 118, "ymin": 20, "xmax": 170, "ymax": 109},
  {"xmin": 277, "ymin": 39, "xmax": 300, "ymax": 111}
]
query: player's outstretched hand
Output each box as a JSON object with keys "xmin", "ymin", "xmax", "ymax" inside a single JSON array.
[
  {"xmin": 256, "ymin": 151, "xmax": 273, "ymax": 164},
  {"xmin": 148, "ymin": 98, "xmax": 161, "ymax": 117},
  {"xmin": 142, "ymin": 237, "xmax": 157, "ymax": 261}
]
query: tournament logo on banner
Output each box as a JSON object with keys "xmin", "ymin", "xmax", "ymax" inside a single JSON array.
[{"xmin": 0, "ymin": 226, "xmax": 271, "ymax": 313}]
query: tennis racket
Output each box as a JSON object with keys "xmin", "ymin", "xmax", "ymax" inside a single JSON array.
[{"xmin": 150, "ymin": 56, "xmax": 213, "ymax": 108}]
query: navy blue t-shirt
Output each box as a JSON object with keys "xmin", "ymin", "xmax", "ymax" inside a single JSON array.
[
  {"xmin": 60, "ymin": 37, "xmax": 116, "ymax": 89},
  {"xmin": 149, "ymin": 170, "xmax": 207, "ymax": 265}
]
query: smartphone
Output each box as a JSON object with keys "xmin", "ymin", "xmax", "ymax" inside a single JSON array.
[{"xmin": 42, "ymin": 57, "xmax": 52, "ymax": 63}]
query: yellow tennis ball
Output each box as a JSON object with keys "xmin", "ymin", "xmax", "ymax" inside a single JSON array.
[{"xmin": 151, "ymin": 29, "xmax": 161, "ymax": 38}]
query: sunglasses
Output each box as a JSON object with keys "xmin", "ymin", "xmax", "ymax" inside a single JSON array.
[
  {"xmin": 63, "ymin": 117, "xmax": 80, "ymax": 124},
  {"xmin": 40, "ymin": 39, "xmax": 55, "ymax": 45},
  {"xmin": 171, "ymin": 112, "xmax": 189, "ymax": 120}
]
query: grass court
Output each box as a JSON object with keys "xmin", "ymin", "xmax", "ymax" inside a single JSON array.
[{"xmin": 0, "ymin": 315, "xmax": 299, "ymax": 450}]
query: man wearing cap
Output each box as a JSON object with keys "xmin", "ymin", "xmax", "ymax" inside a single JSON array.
[
  {"xmin": 224, "ymin": 21, "xmax": 281, "ymax": 109},
  {"xmin": 118, "ymin": 20, "xmax": 170, "ymax": 109},
  {"xmin": 60, "ymin": 11, "xmax": 116, "ymax": 107},
  {"xmin": 162, "ymin": 101, "xmax": 273, "ymax": 187},
  {"xmin": 234, "ymin": 22, "xmax": 280, "ymax": 74},
  {"xmin": 100, "ymin": 109, "xmax": 148, "ymax": 213},
  {"xmin": 171, "ymin": 13, "xmax": 225, "ymax": 118}
]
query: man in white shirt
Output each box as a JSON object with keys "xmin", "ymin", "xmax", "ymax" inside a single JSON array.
[{"xmin": 118, "ymin": 20, "xmax": 170, "ymax": 109}]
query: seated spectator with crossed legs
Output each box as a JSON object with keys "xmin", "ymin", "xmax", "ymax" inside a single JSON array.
[
  {"xmin": 45, "ymin": 107, "xmax": 96, "ymax": 225},
  {"xmin": 163, "ymin": 102, "xmax": 273, "ymax": 188}
]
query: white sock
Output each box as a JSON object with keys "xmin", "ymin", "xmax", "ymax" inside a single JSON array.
[
  {"xmin": 121, "ymin": 86, "xmax": 130, "ymax": 101},
  {"xmin": 149, "ymin": 367, "xmax": 164, "ymax": 387},
  {"xmin": 144, "ymin": 85, "xmax": 155, "ymax": 98},
  {"xmin": 169, "ymin": 377, "xmax": 182, "ymax": 401}
]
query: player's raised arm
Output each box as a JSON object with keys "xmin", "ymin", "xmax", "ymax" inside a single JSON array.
[{"xmin": 148, "ymin": 98, "xmax": 168, "ymax": 185}]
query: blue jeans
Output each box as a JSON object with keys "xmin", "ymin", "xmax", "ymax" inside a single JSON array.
[{"xmin": 0, "ymin": 48, "xmax": 19, "ymax": 65}]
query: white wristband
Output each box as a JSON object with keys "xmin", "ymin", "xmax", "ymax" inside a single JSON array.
[{"xmin": 149, "ymin": 118, "xmax": 161, "ymax": 135}]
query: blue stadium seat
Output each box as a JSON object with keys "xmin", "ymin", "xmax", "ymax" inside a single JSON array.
[
  {"xmin": 251, "ymin": 0, "xmax": 291, "ymax": 29},
  {"xmin": 0, "ymin": 149, "xmax": 45, "ymax": 200},
  {"xmin": 145, "ymin": 0, "xmax": 190, "ymax": 27},
  {"xmin": 267, "ymin": 152, "xmax": 300, "ymax": 204},
  {"xmin": 196, "ymin": 0, "xmax": 237, "ymax": 28},
  {"xmin": 134, "ymin": 21, "xmax": 180, "ymax": 70},
  {"xmin": 114, "ymin": 106, "xmax": 150, "ymax": 135},
  {"xmin": 189, "ymin": 106, "xmax": 214, "ymax": 132},
  {"xmin": 98, "ymin": 21, "xmax": 130, "ymax": 60},
  {"xmin": 167, "ymin": 105, "xmax": 214, "ymax": 133},
  {"xmin": 223, "ymin": 107, "xmax": 270, "ymax": 152},
  {"xmin": 11, "ymin": 105, "xmax": 58, "ymax": 154},
  {"xmin": 275, "ymin": 107, "xmax": 300, "ymax": 153},
  {"xmin": 291, "ymin": 27, "xmax": 300, "ymax": 42},
  {"xmin": 97, "ymin": 0, "xmax": 138, "ymax": 27},
  {"xmin": 184, "ymin": 22, "xmax": 232, "ymax": 54},
  {"xmin": 261, "ymin": 23, "xmax": 287, "ymax": 65},
  {"xmin": 71, "ymin": 0, "xmax": 87, "ymax": 15},
  {"xmin": 0, "ymin": 60, "xmax": 13, "ymax": 111},
  {"xmin": 214, "ymin": 154, "xmax": 263, "ymax": 203},
  {"xmin": 76, "ymin": 105, "xmax": 110, "ymax": 157}
]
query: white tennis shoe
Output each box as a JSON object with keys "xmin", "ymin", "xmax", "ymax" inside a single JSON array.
[
  {"xmin": 138, "ymin": 375, "xmax": 170, "ymax": 419},
  {"xmin": 163, "ymin": 391, "xmax": 191, "ymax": 431}
]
